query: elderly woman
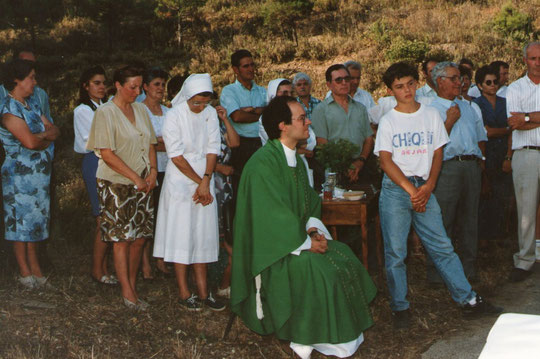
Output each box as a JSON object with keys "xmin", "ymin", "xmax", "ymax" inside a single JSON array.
[
  {"xmin": 86, "ymin": 65, "xmax": 158, "ymax": 310},
  {"xmin": 293, "ymin": 72, "xmax": 321, "ymax": 120},
  {"xmin": 140, "ymin": 67, "xmax": 171, "ymax": 279},
  {"xmin": 73, "ymin": 66, "xmax": 117, "ymax": 285},
  {"xmin": 154, "ymin": 74, "xmax": 225, "ymax": 312},
  {"xmin": 472, "ymin": 65, "xmax": 512, "ymax": 242},
  {"xmin": 0, "ymin": 59, "xmax": 60, "ymax": 289}
]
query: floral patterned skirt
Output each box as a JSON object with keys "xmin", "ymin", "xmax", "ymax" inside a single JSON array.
[
  {"xmin": 1, "ymin": 150, "xmax": 51, "ymax": 242},
  {"xmin": 96, "ymin": 178, "xmax": 154, "ymax": 242}
]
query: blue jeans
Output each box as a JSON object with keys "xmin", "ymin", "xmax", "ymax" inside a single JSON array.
[{"xmin": 379, "ymin": 175, "xmax": 475, "ymax": 311}]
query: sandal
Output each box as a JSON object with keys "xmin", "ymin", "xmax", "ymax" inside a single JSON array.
[{"xmin": 91, "ymin": 275, "xmax": 118, "ymax": 286}]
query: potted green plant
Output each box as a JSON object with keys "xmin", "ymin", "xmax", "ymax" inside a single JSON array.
[{"xmin": 315, "ymin": 139, "xmax": 359, "ymax": 185}]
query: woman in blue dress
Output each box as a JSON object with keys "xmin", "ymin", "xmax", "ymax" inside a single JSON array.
[{"xmin": 0, "ymin": 59, "xmax": 60, "ymax": 289}]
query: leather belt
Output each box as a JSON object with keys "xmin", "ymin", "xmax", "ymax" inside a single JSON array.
[
  {"xmin": 521, "ymin": 146, "xmax": 540, "ymax": 151},
  {"xmin": 447, "ymin": 155, "xmax": 478, "ymax": 161}
]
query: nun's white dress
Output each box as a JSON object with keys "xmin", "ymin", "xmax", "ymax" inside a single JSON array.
[{"xmin": 153, "ymin": 100, "xmax": 221, "ymax": 264}]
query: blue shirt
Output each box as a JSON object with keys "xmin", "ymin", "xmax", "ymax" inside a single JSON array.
[
  {"xmin": 0, "ymin": 84, "xmax": 52, "ymax": 122},
  {"xmin": 297, "ymin": 96, "xmax": 321, "ymax": 120},
  {"xmin": 429, "ymin": 97, "xmax": 487, "ymax": 160},
  {"xmin": 472, "ymin": 95, "xmax": 507, "ymax": 128},
  {"xmin": 220, "ymin": 80, "xmax": 267, "ymax": 138}
]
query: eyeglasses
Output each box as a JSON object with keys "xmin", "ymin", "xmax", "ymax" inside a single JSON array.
[
  {"xmin": 483, "ymin": 79, "xmax": 499, "ymax": 86},
  {"xmin": 441, "ymin": 75, "xmax": 463, "ymax": 83},
  {"xmin": 333, "ymin": 76, "xmax": 351, "ymax": 84},
  {"xmin": 292, "ymin": 115, "xmax": 307, "ymax": 125},
  {"xmin": 191, "ymin": 101, "xmax": 211, "ymax": 107}
]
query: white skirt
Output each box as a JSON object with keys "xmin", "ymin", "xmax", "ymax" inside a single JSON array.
[{"xmin": 153, "ymin": 160, "xmax": 219, "ymax": 264}]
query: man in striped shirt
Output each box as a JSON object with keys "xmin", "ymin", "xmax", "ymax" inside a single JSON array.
[{"xmin": 506, "ymin": 41, "xmax": 540, "ymax": 282}]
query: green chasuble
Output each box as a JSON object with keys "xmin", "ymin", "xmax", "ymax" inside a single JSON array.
[{"xmin": 231, "ymin": 139, "xmax": 377, "ymax": 345}]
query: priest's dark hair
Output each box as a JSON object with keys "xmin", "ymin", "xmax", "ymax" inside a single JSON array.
[{"xmin": 262, "ymin": 96, "xmax": 297, "ymax": 140}]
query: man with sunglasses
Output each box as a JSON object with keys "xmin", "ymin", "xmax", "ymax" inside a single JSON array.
[
  {"xmin": 426, "ymin": 62, "xmax": 487, "ymax": 285},
  {"xmin": 312, "ymin": 64, "xmax": 374, "ymax": 183},
  {"xmin": 220, "ymin": 49, "xmax": 267, "ymax": 193},
  {"xmin": 506, "ymin": 41, "xmax": 540, "ymax": 282}
]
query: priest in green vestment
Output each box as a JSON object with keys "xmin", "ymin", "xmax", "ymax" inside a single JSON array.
[{"xmin": 231, "ymin": 96, "xmax": 377, "ymax": 359}]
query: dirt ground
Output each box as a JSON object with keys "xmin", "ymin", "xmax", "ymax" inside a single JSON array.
[{"xmin": 0, "ymin": 232, "xmax": 514, "ymax": 359}]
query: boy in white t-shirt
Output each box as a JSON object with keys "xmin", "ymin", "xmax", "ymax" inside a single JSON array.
[{"xmin": 374, "ymin": 62, "xmax": 502, "ymax": 329}]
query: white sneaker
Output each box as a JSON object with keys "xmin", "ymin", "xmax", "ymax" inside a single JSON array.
[
  {"xmin": 33, "ymin": 276, "xmax": 55, "ymax": 290},
  {"xmin": 535, "ymin": 240, "xmax": 540, "ymax": 262},
  {"xmin": 18, "ymin": 275, "xmax": 37, "ymax": 289},
  {"xmin": 216, "ymin": 286, "xmax": 230, "ymax": 298}
]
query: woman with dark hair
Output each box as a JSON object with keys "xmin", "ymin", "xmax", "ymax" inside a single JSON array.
[
  {"xmin": 472, "ymin": 65, "xmax": 513, "ymax": 242},
  {"xmin": 140, "ymin": 67, "xmax": 171, "ymax": 279},
  {"xmin": 154, "ymin": 74, "xmax": 225, "ymax": 311},
  {"xmin": 86, "ymin": 65, "xmax": 158, "ymax": 310},
  {"xmin": 0, "ymin": 59, "xmax": 60, "ymax": 289},
  {"xmin": 73, "ymin": 66, "xmax": 117, "ymax": 285}
]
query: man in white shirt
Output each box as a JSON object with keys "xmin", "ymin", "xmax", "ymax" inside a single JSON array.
[
  {"xmin": 489, "ymin": 61, "xmax": 510, "ymax": 98},
  {"xmin": 506, "ymin": 41, "xmax": 540, "ymax": 282},
  {"xmin": 416, "ymin": 57, "xmax": 439, "ymax": 98}
]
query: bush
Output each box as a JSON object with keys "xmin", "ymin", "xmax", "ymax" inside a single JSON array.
[
  {"xmin": 385, "ymin": 36, "xmax": 430, "ymax": 63},
  {"xmin": 492, "ymin": 3, "xmax": 534, "ymax": 42},
  {"xmin": 316, "ymin": 139, "xmax": 359, "ymax": 176}
]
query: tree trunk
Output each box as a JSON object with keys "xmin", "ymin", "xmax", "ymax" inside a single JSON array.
[{"xmin": 176, "ymin": 16, "xmax": 182, "ymax": 46}]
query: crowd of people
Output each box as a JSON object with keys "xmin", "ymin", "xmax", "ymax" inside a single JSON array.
[{"xmin": 0, "ymin": 41, "xmax": 539, "ymax": 358}]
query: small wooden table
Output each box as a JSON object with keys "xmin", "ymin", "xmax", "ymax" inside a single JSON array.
[{"xmin": 321, "ymin": 185, "xmax": 383, "ymax": 271}]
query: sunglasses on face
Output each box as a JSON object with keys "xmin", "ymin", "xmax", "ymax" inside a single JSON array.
[
  {"xmin": 333, "ymin": 76, "xmax": 351, "ymax": 84},
  {"xmin": 484, "ymin": 79, "xmax": 499, "ymax": 86}
]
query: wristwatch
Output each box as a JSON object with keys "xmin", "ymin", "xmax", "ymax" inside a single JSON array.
[{"xmin": 524, "ymin": 113, "xmax": 530, "ymax": 122}]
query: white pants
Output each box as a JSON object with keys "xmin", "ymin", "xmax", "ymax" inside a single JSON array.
[{"xmin": 512, "ymin": 149, "xmax": 540, "ymax": 270}]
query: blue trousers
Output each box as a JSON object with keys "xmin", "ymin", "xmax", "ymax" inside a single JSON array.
[{"xmin": 379, "ymin": 175, "xmax": 475, "ymax": 311}]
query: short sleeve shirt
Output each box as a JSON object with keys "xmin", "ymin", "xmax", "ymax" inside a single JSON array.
[
  {"xmin": 506, "ymin": 75, "xmax": 540, "ymax": 148},
  {"xmin": 143, "ymin": 104, "xmax": 169, "ymax": 172},
  {"xmin": 86, "ymin": 101, "xmax": 157, "ymax": 185},
  {"xmin": 374, "ymin": 104, "xmax": 449, "ymax": 180},
  {"xmin": 429, "ymin": 97, "xmax": 487, "ymax": 160},
  {"xmin": 311, "ymin": 95, "xmax": 373, "ymax": 156},
  {"xmin": 219, "ymin": 80, "xmax": 267, "ymax": 138}
]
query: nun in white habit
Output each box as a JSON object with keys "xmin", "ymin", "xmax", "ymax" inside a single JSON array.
[
  {"xmin": 259, "ymin": 78, "xmax": 316, "ymax": 187},
  {"xmin": 154, "ymin": 73, "xmax": 221, "ymax": 307}
]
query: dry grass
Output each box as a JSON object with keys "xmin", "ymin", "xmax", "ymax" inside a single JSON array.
[{"xmin": 0, "ymin": 232, "xmax": 515, "ymax": 358}]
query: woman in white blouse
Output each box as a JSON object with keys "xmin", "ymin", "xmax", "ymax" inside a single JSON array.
[
  {"xmin": 141, "ymin": 67, "xmax": 171, "ymax": 279},
  {"xmin": 73, "ymin": 66, "xmax": 117, "ymax": 285}
]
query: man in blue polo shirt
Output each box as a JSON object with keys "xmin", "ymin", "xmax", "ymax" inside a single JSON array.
[
  {"xmin": 428, "ymin": 61, "xmax": 487, "ymax": 284},
  {"xmin": 220, "ymin": 49, "xmax": 267, "ymax": 183}
]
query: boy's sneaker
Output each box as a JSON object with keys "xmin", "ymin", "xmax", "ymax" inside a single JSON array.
[
  {"xmin": 203, "ymin": 292, "xmax": 226, "ymax": 312},
  {"xmin": 462, "ymin": 295, "xmax": 503, "ymax": 319},
  {"xmin": 392, "ymin": 309, "xmax": 411, "ymax": 329},
  {"xmin": 179, "ymin": 294, "xmax": 203, "ymax": 312}
]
